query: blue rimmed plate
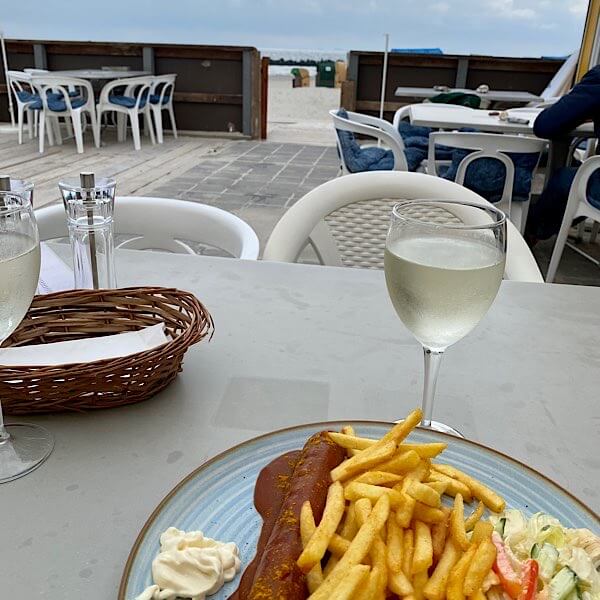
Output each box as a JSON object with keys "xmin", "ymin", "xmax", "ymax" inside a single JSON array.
[{"xmin": 119, "ymin": 422, "xmax": 599, "ymax": 600}]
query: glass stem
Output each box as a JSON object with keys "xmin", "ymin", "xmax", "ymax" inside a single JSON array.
[
  {"xmin": 421, "ymin": 347, "xmax": 444, "ymax": 427},
  {"xmin": 0, "ymin": 402, "xmax": 9, "ymax": 444}
]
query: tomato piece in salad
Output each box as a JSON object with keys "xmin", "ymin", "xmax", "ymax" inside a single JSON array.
[
  {"xmin": 518, "ymin": 559, "xmax": 539, "ymax": 600},
  {"xmin": 492, "ymin": 533, "xmax": 522, "ymax": 599}
]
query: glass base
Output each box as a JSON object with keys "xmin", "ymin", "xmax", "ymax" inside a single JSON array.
[
  {"xmin": 422, "ymin": 419, "xmax": 463, "ymax": 437},
  {"xmin": 0, "ymin": 423, "xmax": 54, "ymax": 484}
]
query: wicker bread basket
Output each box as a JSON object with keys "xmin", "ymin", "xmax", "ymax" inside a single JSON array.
[{"xmin": 0, "ymin": 287, "xmax": 213, "ymax": 415}]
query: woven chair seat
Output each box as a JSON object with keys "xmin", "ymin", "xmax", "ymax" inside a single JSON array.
[{"xmin": 324, "ymin": 199, "xmax": 461, "ymax": 269}]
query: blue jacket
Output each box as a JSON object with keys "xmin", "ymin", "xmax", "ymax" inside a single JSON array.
[{"xmin": 533, "ymin": 65, "xmax": 600, "ymax": 139}]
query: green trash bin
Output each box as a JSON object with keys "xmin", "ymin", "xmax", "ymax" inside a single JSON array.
[{"xmin": 316, "ymin": 61, "xmax": 335, "ymax": 88}]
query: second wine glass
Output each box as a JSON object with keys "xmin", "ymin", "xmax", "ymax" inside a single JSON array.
[{"xmin": 384, "ymin": 199, "xmax": 506, "ymax": 435}]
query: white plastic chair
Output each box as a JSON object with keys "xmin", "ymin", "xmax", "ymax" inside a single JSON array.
[
  {"xmin": 35, "ymin": 196, "xmax": 259, "ymax": 259},
  {"xmin": 149, "ymin": 74, "xmax": 178, "ymax": 144},
  {"xmin": 546, "ymin": 156, "xmax": 600, "ymax": 283},
  {"xmin": 427, "ymin": 132, "xmax": 546, "ymax": 234},
  {"xmin": 7, "ymin": 71, "xmax": 40, "ymax": 144},
  {"xmin": 392, "ymin": 103, "xmax": 473, "ymax": 130},
  {"xmin": 31, "ymin": 76, "xmax": 99, "ymax": 154},
  {"xmin": 263, "ymin": 171, "xmax": 542, "ymax": 283},
  {"xmin": 96, "ymin": 76, "xmax": 156, "ymax": 150},
  {"xmin": 330, "ymin": 109, "xmax": 415, "ymax": 173}
]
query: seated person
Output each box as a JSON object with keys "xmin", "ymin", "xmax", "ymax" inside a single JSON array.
[{"xmin": 525, "ymin": 65, "xmax": 600, "ymax": 243}]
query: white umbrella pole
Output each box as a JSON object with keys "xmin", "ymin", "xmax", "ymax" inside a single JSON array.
[
  {"xmin": 379, "ymin": 33, "xmax": 390, "ymax": 121},
  {"xmin": 1, "ymin": 31, "xmax": 15, "ymax": 127}
]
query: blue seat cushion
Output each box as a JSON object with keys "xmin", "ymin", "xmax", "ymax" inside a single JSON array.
[
  {"xmin": 16, "ymin": 90, "xmax": 39, "ymax": 103},
  {"xmin": 149, "ymin": 93, "xmax": 171, "ymax": 105},
  {"xmin": 109, "ymin": 94, "xmax": 148, "ymax": 109},
  {"xmin": 336, "ymin": 109, "xmax": 424, "ymax": 173},
  {"xmin": 442, "ymin": 150, "xmax": 540, "ymax": 203},
  {"xmin": 47, "ymin": 95, "xmax": 86, "ymax": 112}
]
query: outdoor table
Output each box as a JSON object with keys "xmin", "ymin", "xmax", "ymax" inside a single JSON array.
[
  {"xmin": 408, "ymin": 104, "xmax": 595, "ymax": 173},
  {"xmin": 4, "ymin": 250, "xmax": 600, "ymax": 598},
  {"xmin": 395, "ymin": 86, "xmax": 542, "ymax": 105},
  {"xmin": 48, "ymin": 69, "xmax": 151, "ymax": 80}
]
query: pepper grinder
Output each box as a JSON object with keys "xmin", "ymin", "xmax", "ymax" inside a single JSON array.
[{"xmin": 58, "ymin": 173, "xmax": 117, "ymax": 289}]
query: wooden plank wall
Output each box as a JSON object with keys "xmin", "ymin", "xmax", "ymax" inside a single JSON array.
[
  {"xmin": 0, "ymin": 39, "xmax": 262, "ymax": 138},
  {"xmin": 341, "ymin": 51, "xmax": 564, "ymax": 120}
]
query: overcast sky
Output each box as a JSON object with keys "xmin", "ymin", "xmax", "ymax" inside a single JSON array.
[{"xmin": 2, "ymin": 0, "xmax": 589, "ymax": 58}]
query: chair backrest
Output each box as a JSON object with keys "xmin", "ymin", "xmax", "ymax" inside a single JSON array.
[
  {"xmin": 7, "ymin": 70, "xmax": 34, "ymax": 102},
  {"xmin": 98, "ymin": 76, "xmax": 155, "ymax": 109},
  {"xmin": 35, "ymin": 196, "xmax": 260, "ymax": 259},
  {"xmin": 428, "ymin": 132, "xmax": 546, "ymax": 206},
  {"xmin": 392, "ymin": 103, "xmax": 473, "ymax": 129},
  {"xmin": 151, "ymin": 74, "xmax": 176, "ymax": 106},
  {"xmin": 263, "ymin": 171, "xmax": 543, "ymax": 282},
  {"xmin": 30, "ymin": 76, "xmax": 94, "ymax": 112},
  {"xmin": 569, "ymin": 155, "xmax": 600, "ymax": 213},
  {"xmin": 330, "ymin": 109, "xmax": 408, "ymax": 172}
]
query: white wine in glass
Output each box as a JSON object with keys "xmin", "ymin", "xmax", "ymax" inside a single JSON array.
[
  {"xmin": 384, "ymin": 200, "xmax": 506, "ymax": 435},
  {"xmin": 0, "ymin": 189, "xmax": 54, "ymax": 483}
]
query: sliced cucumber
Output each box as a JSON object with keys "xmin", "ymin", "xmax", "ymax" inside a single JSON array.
[
  {"xmin": 534, "ymin": 543, "xmax": 559, "ymax": 581},
  {"xmin": 549, "ymin": 567, "xmax": 578, "ymax": 600},
  {"xmin": 494, "ymin": 517, "xmax": 506, "ymax": 536}
]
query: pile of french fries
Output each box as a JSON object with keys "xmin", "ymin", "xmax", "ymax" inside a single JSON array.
[{"xmin": 296, "ymin": 408, "xmax": 506, "ymax": 600}]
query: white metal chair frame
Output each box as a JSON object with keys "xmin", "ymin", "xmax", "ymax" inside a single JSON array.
[
  {"xmin": 7, "ymin": 71, "xmax": 40, "ymax": 144},
  {"xmin": 149, "ymin": 74, "xmax": 178, "ymax": 144},
  {"xmin": 263, "ymin": 171, "xmax": 543, "ymax": 283},
  {"xmin": 31, "ymin": 75, "xmax": 99, "ymax": 154},
  {"xmin": 96, "ymin": 76, "xmax": 156, "ymax": 151},
  {"xmin": 35, "ymin": 196, "xmax": 259, "ymax": 260},
  {"xmin": 546, "ymin": 156, "xmax": 600, "ymax": 283},
  {"xmin": 329, "ymin": 109, "xmax": 412, "ymax": 172},
  {"xmin": 427, "ymin": 132, "xmax": 546, "ymax": 234}
]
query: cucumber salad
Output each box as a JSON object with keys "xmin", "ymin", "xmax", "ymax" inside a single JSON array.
[{"xmin": 487, "ymin": 510, "xmax": 600, "ymax": 600}]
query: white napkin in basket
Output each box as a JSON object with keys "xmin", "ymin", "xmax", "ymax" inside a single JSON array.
[{"xmin": 0, "ymin": 323, "xmax": 170, "ymax": 367}]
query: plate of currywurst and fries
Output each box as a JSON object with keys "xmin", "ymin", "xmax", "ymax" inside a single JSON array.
[{"xmin": 119, "ymin": 409, "xmax": 600, "ymax": 600}]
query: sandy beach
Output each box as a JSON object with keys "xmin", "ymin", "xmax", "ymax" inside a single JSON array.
[{"xmin": 267, "ymin": 74, "xmax": 340, "ymax": 145}]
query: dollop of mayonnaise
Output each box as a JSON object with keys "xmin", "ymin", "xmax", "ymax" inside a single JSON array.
[{"xmin": 135, "ymin": 527, "xmax": 241, "ymax": 600}]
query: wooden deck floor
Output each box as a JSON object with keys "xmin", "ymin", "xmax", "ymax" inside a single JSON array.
[{"xmin": 0, "ymin": 128, "xmax": 230, "ymax": 208}]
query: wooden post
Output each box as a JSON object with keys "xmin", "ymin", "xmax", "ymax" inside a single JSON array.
[{"xmin": 260, "ymin": 56, "xmax": 269, "ymax": 139}]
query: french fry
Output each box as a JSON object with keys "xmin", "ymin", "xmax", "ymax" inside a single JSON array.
[
  {"xmin": 328, "ymin": 432, "xmax": 377, "ymax": 451},
  {"xmin": 339, "ymin": 501, "xmax": 357, "ymax": 540},
  {"xmin": 329, "ymin": 564, "xmax": 370, "ymax": 600},
  {"xmin": 402, "ymin": 528, "xmax": 414, "ymax": 577},
  {"xmin": 423, "ymin": 538, "xmax": 462, "ymax": 600},
  {"xmin": 399, "ymin": 442, "xmax": 448, "ymax": 458},
  {"xmin": 412, "ymin": 521, "xmax": 434, "ymax": 574},
  {"xmin": 406, "ymin": 479, "xmax": 442, "ymax": 507},
  {"xmin": 389, "ymin": 570, "xmax": 414, "ymax": 596},
  {"xmin": 340, "ymin": 425, "xmax": 356, "ymax": 436},
  {"xmin": 354, "ymin": 497, "xmax": 372, "ymax": 527},
  {"xmin": 308, "ymin": 495, "xmax": 390, "ymax": 600},
  {"xmin": 323, "ymin": 555, "xmax": 339, "ymax": 578},
  {"xmin": 427, "ymin": 480, "xmax": 449, "ymax": 496},
  {"xmin": 369, "ymin": 537, "xmax": 389, "ymax": 598},
  {"xmin": 471, "ymin": 520, "xmax": 494, "ymax": 544},
  {"xmin": 297, "ymin": 481, "xmax": 346, "ymax": 573},
  {"xmin": 379, "ymin": 408, "xmax": 423, "ymax": 445},
  {"xmin": 413, "ymin": 502, "xmax": 446, "ymax": 524},
  {"xmin": 464, "ymin": 501, "xmax": 485, "ymax": 532},
  {"xmin": 447, "ymin": 544, "xmax": 477, "ymax": 600},
  {"xmin": 396, "ymin": 494, "xmax": 417, "ymax": 528},
  {"xmin": 378, "ymin": 449, "xmax": 421, "ymax": 474},
  {"xmin": 469, "ymin": 590, "xmax": 487, "ymax": 600},
  {"xmin": 300, "ymin": 501, "xmax": 324, "ymax": 593},
  {"xmin": 386, "ymin": 515, "xmax": 403, "ymax": 572},
  {"xmin": 345, "ymin": 482, "xmax": 404, "ymax": 508},
  {"xmin": 431, "ymin": 508, "xmax": 451, "ymax": 563},
  {"xmin": 463, "ymin": 539, "xmax": 497, "ymax": 596},
  {"xmin": 450, "ymin": 494, "xmax": 469, "ymax": 551},
  {"xmin": 427, "ymin": 471, "xmax": 473, "ymax": 502},
  {"xmin": 328, "ymin": 533, "xmax": 351, "ymax": 557},
  {"xmin": 330, "ymin": 440, "xmax": 397, "ymax": 482},
  {"xmin": 412, "ymin": 569, "xmax": 430, "ymax": 600},
  {"xmin": 352, "ymin": 471, "xmax": 404, "ymax": 487},
  {"xmin": 433, "ymin": 464, "xmax": 505, "ymax": 513},
  {"xmin": 406, "ymin": 459, "xmax": 431, "ymax": 482}
]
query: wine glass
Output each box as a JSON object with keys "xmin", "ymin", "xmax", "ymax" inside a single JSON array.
[
  {"xmin": 0, "ymin": 189, "xmax": 54, "ymax": 483},
  {"xmin": 384, "ymin": 199, "xmax": 507, "ymax": 436}
]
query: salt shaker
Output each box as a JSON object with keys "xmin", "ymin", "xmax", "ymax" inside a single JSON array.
[{"xmin": 58, "ymin": 173, "xmax": 117, "ymax": 289}]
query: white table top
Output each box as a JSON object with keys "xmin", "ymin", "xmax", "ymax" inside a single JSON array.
[
  {"xmin": 395, "ymin": 86, "xmax": 543, "ymax": 104},
  {"xmin": 408, "ymin": 104, "xmax": 595, "ymax": 136},
  {"xmin": 4, "ymin": 251, "xmax": 600, "ymax": 598},
  {"xmin": 48, "ymin": 69, "xmax": 151, "ymax": 80}
]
